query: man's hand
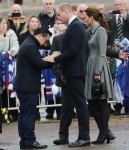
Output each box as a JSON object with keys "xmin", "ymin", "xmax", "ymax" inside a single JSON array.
[
  {"xmin": 119, "ymin": 50, "xmax": 129, "ymax": 59},
  {"xmin": 20, "ymin": 16, "xmax": 27, "ymax": 23},
  {"xmin": 52, "ymin": 51, "xmax": 61, "ymax": 57},
  {"xmin": 8, "ymin": 12, "xmax": 13, "ymax": 20},
  {"xmin": 43, "ymin": 55, "xmax": 55, "ymax": 62},
  {"xmin": 120, "ymin": 8, "xmax": 127, "ymax": 20},
  {"xmin": 10, "ymin": 50, "xmax": 16, "ymax": 57},
  {"xmin": 60, "ymin": 75, "xmax": 67, "ymax": 84},
  {"xmin": 43, "ymin": 51, "xmax": 60, "ymax": 62}
]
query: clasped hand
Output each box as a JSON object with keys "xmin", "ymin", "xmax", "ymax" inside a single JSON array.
[
  {"xmin": 94, "ymin": 74, "xmax": 101, "ymax": 81},
  {"xmin": 43, "ymin": 51, "xmax": 61, "ymax": 62}
]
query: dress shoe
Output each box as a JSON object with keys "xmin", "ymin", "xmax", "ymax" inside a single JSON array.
[
  {"xmin": 108, "ymin": 131, "xmax": 116, "ymax": 140},
  {"xmin": 92, "ymin": 134, "xmax": 110, "ymax": 144},
  {"xmin": 68, "ymin": 139, "xmax": 90, "ymax": 148},
  {"xmin": 53, "ymin": 137, "xmax": 69, "ymax": 145},
  {"xmin": 20, "ymin": 141, "xmax": 48, "ymax": 149}
]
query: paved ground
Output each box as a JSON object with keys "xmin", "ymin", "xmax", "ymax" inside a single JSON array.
[
  {"xmin": 0, "ymin": 1, "xmax": 129, "ymax": 150},
  {"xmin": 0, "ymin": 116, "xmax": 129, "ymax": 150}
]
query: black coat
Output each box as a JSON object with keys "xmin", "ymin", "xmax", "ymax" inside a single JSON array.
[
  {"xmin": 108, "ymin": 14, "xmax": 129, "ymax": 46},
  {"xmin": 51, "ymin": 34, "xmax": 65, "ymax": 87},
  {"xmin": 14, "ymin": 35, "xmax": 52, "ymax": 94},
  {"xmin": 54, "ymin": 18, "xmax": 87, "ymax": 78},
  {"xmin": 8, "ymin": 19, "xmax": 25, "ymax": 37},
  {"xmin": 38, "ymin": 10, "xmax": 56, "ymax": 29},
  {"xmin": 18, "ymin": 31, "xmax": 30, "ymax": 45}
]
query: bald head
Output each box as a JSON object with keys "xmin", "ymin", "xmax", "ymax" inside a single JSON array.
[{"xmin": 11, "ymin": 4, "xmax": 22, "ymax": 14}]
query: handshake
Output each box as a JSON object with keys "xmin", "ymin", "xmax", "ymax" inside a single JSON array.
[{"xmin": 43, "ymin": 51, "xmax": 61, "ymax": 62}]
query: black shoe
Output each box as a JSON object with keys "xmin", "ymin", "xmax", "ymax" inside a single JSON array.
[
  {"xmin": 53, "ymin": 138, "xmax": 69, "ymax": 145},
  {"xmin": 0, "ymin": 148, "xmax": 4, "ymax": 150},
  {"xmin": 20, "ymin": 141, "xmax": 48, "ymax": 149},
  {"xmin": 92, "ymin": 135, "xmax": 110, "ymax": 144},
  {"xmin": 68, "ymin": 139, "xmax": 90, "ymax": 148},
  {"xmin": 108, "ymin": 131, "xmax": 116, "ymax": 140}
]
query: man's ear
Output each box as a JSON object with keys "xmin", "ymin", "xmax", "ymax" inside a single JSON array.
[{"xmin": 38, "ymin": 33, "xmax": 43, "ymax": 39}]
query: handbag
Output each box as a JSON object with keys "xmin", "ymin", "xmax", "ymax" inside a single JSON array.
[{"xmin": 92, "ymin": 79, "xmax": 107, "ymax": 96}]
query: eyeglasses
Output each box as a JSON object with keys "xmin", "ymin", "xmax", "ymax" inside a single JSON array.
[{"xmin": 79, "ymin": 10, "xmax": 86, "ymax": 13}]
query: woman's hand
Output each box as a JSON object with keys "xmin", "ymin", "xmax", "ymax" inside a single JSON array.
[{"xmin": 94, "ymin": 74, "xmax": 101, "ymax": 80}]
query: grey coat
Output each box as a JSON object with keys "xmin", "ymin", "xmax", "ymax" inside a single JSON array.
[{"xmin": 84, "ymin": 25, "xmax": 115, "ymax": 100}]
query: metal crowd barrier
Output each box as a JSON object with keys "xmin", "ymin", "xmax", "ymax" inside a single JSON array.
[{"xmin": 1, "ymin": 52, "xmax": 117, "ymax": 122}]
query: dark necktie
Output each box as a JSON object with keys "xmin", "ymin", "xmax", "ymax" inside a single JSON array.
[{"xmin": 117, "ymin": 15, "xmax": 123, "ymax": 41}]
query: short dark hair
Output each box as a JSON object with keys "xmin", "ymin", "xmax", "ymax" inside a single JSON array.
[{"xmin": 33, "ymin": 27, "xmax": 52, "ymax": 37}]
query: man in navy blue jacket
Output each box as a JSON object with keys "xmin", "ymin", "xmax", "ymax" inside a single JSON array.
[
  {"xmin": 44, "ymin": 3, "xmax": 90, "ymax": 148},
  {"xmin": 14, "ymin": 27, "xmax": 52, "ymax": 149}
]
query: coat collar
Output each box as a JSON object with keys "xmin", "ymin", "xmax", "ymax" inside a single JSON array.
[
  {"xmin": 29, "ymin": 35, "xmax": 40, "ymax": 48},
  {"xmin": 89, "ymin": 24, "xmax": 100, "ymax": 35}
]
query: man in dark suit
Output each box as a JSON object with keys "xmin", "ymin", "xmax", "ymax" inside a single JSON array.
[
  {"xmin": 44, "ymin": 3, "xmax": 90, "ymax": 148},
  {"xmin": 14, "ymin": 27, "xmax": 52, "ymax": 149}
]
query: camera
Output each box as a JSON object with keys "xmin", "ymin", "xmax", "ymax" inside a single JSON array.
[
  {"xmin": 12, "ymin": 12, "xmax": 21, "ymax": 17},
  {"xmin": 112, "ymin": 10, "xmax": 121, "ymax": 14}
]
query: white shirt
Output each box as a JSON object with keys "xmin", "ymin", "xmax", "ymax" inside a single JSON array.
[
  {"xmin": 116, "ymin": 14, "xmax": 123, "ymax": 24},
  {"xmin": 68, "ymin": 15, "xmax": 76, "ymax": 25}
]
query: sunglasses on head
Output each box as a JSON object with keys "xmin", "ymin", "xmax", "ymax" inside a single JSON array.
[{"xmin": 79, "ymin": 10, "xmax": 86, "ymax": 13}]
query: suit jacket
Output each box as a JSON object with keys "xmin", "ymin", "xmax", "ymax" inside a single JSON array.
[
  {"xmin": 108, "ymin": 14, "xmax": 129, "ymax": 45},
  {"xmin": 14, "ymin": 35, "xmax": 52, "ymax": 94},
  {"xmin": 51, "ymin": 34, "xmax": 64, "ymax": 53},
  {"xmin": 51, "ymin": 34, "xmax": 65, "ymax": 87},
  {"xmin": 54, "ymin": 18, "xmax": 86, "ymax": 78}
]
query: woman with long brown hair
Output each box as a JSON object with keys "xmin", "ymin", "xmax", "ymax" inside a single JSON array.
[{"xmin": 84, "ymin": 7, "xmax": 114, "ymax": 144}]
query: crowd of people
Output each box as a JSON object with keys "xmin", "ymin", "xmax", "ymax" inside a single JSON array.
[{"xmin": 0, "ymin": 0, "xmax": 129, "ymax": 149}]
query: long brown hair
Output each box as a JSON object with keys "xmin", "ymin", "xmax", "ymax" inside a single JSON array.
[{"xmin": 85, "ymin": 7, "xmax": 110, "ymax": 33}]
